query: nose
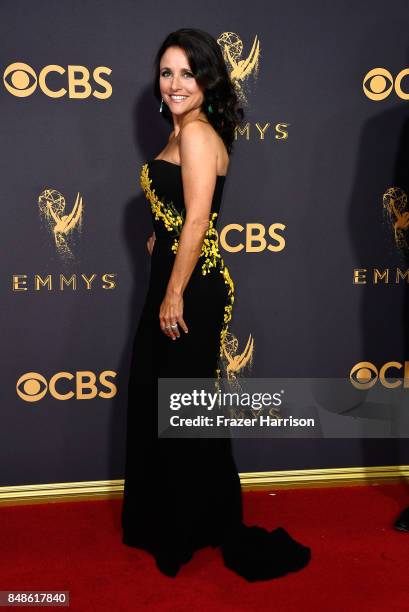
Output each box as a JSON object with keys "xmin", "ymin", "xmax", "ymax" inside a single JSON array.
[{"xmin": 169, "ymin": 76, "xmax": 183, "ymax": 91}]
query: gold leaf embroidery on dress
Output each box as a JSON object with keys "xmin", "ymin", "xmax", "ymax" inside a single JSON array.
[
  {"xmin": 140, "ymin": 162, "xmax": 251, "ymax": 381},
  {"xmin": 140, "ymin": 163, "xmax": 184, "ymax": 254}
]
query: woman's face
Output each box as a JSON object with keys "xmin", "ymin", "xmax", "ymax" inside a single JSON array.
[{"xmin": 159, "ymin": 46, "xmax": 204, "ymax": 116}]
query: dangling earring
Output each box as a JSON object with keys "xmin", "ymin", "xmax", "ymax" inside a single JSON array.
[
  {"xmin": 207, "ymin": 103, "xmax": 213, "ymax": 114},
  {"xmin": 159, "ymin": 97, "xmax": 163, "ymax": 113}
]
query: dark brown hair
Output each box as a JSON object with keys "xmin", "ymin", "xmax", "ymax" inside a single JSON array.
[{"xmin": 153, "ymin": 28, "xmax": 244, "ymax": 155}]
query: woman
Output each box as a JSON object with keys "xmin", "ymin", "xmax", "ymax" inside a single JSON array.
[{"xmin": 121, "ymin": 28, "xmax": 311, "ymax": 581}]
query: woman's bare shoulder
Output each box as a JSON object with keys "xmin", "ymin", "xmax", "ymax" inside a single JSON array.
[
  {"xmin": 180, "ymin": 120, "xmax": 224, "ymax": 155},
  {"xmin": 179, "ymin": 118, "xmax": 213, "ymax": 138},
  {"xmin": 179, "ymin": 120, "xmax": 229, "ymax": 174}
]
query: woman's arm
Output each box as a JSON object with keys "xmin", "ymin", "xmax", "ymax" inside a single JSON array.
[{"xmin": 159, "ymin": 121, "xmax": 219, "ymax": 340}]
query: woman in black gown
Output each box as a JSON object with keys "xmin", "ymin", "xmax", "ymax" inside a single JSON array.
[{"xmin": 121, "ymin": 28, "xmax": 311, "ymax": 581}]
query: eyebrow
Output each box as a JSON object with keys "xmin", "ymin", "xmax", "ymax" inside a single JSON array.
[{"xmin": 160, "ymin": 66, "xmax": 192, "ymax": 71}]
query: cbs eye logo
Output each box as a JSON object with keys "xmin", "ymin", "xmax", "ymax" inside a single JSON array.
[
  {"xmin": 350, "ymin": 361, "xmax": 409, "ymax": 389},
  {"xmin": 16, "ymin": 371, "xmax": 117, "ymax": 402},
  {"xmin": 363, "ymin": 68, "xmax": 409, "ymax": 101},
  {"xmin": 3, "ymin": 62, "xmax": 112, "ymax": 99}
]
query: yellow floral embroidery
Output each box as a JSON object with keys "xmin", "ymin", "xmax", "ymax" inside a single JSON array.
[
  {"xmin": 140, "ymin": 162, "xmax": 235, "ymax": 377},
  {"xmin": 140, "ymin": 163, "xmax": 184, "ymax": 235}
]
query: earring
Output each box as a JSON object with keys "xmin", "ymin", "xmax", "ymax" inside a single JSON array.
[
  {"xmin": 159, "ymin": 97, "xmax": 163, "ymax": 113},
  {"xmin": 207, "ymin": 103, "xmax": 213, "ymax": 114}
]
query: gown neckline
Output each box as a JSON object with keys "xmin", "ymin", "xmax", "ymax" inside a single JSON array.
[{"xmin": 150, "ymin": 158, "xmax": 226, "ymax": 179}]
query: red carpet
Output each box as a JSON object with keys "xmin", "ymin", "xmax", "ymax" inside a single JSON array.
[{"xmin": 1, "ymin": 484, "xmax": 409, "ymax": 611}]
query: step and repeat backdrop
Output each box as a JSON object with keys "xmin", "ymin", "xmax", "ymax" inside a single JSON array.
[{"xmin": 2, "ymin": 0, "xmax": 409, "ymax": 487}]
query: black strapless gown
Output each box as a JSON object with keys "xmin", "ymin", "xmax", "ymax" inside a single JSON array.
[{"xmin": 121, "ymin": 159, "xmax": 311, "ymax": 580}]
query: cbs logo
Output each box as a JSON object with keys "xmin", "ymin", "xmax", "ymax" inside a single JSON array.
[
  {"xmin": 3, "ymin": 62, "xmax": 112, "ymax": 99},
  {"xmin": 363, "ymin": 68, "xmax": 409, "ymax": 101},
  {"xmin": 350, "ymin": 361, "xmax": 409, "ymax": 389},
  {"xmin": 220, "ymin": 223, "xmax": 286, "ymax": 253},
  {"xmin": 16, "ymin": 370, "xmax": 117, "ymax": 402}
]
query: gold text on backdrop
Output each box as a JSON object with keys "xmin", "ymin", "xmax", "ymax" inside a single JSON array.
[
  {"xmin": 3, "ymin": 62, "xmax": 112, "ymax": 99},
  {"xmin": 12, "ymin": 274, "xmax": 117, "ymax": 291},
  {"xmin": 16, "ymin": 371, "xmax": 117, "ymax": 402}
]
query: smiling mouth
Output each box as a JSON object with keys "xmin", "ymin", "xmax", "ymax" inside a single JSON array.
[{"xmin": 169, "ymin": 95, "xmax": 188, "ymax": 102}]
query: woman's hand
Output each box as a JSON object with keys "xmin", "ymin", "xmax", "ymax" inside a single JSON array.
[
  {"xmin": 147, "ymin": 232, "xmax": 156, "ymax": 255},
  {"xmin": 159, "ymin": 289, "xmax": 189, "ymax": 340}
]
